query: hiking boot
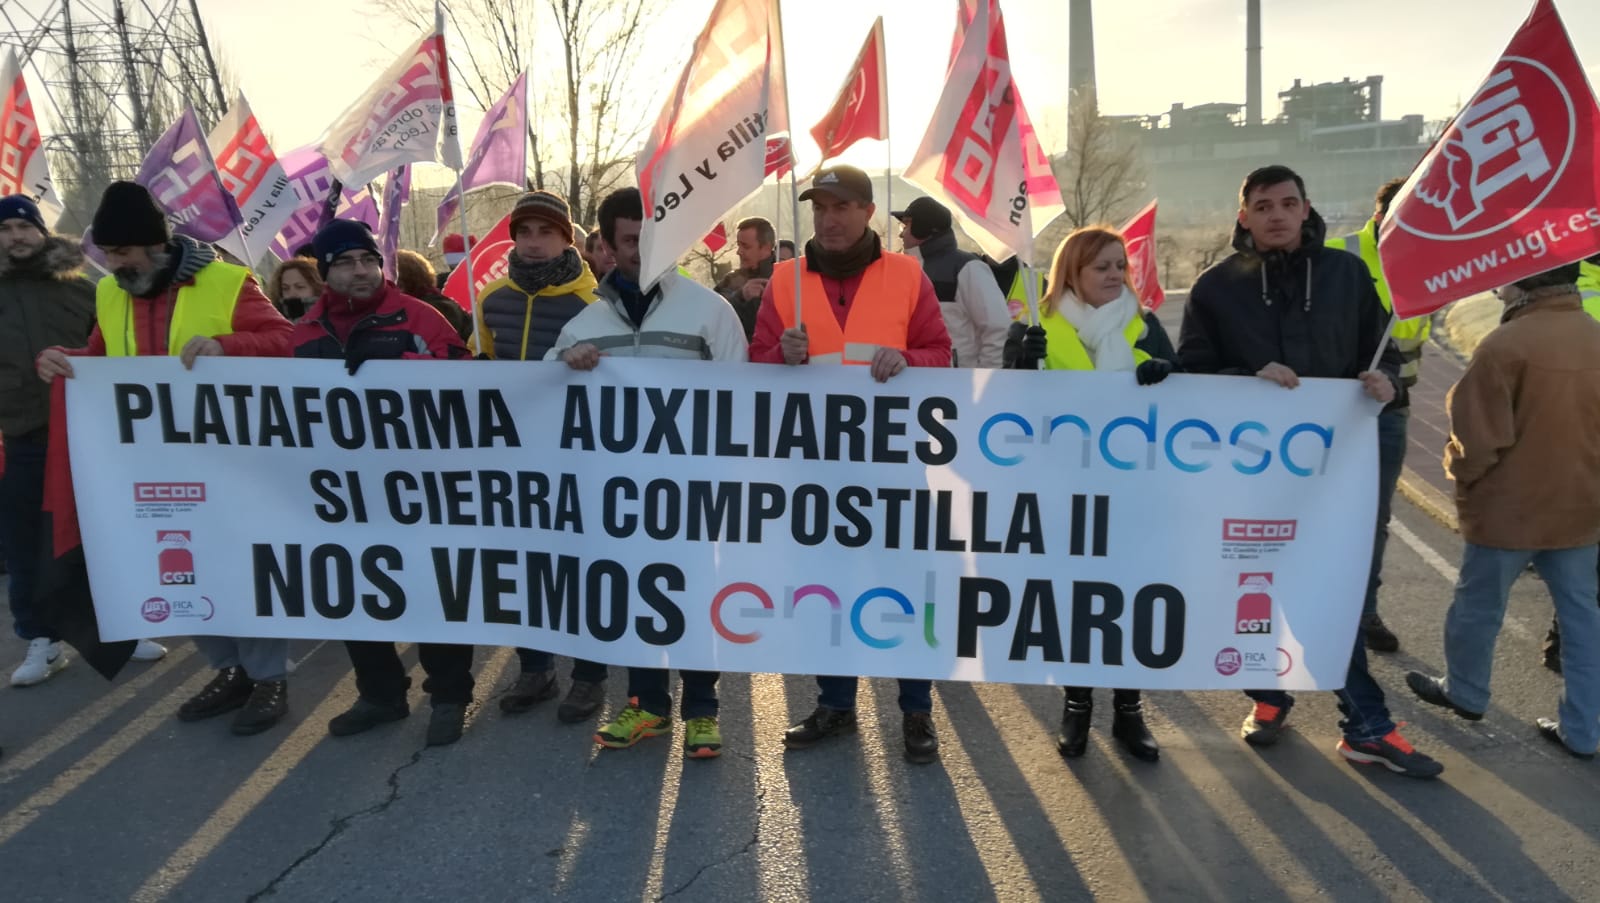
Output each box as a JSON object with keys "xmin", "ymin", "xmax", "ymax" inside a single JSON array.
[
  {"xmin": 1337, "ymin": 728, "xmax": 1444, "ymax": 778},
  {"xmin": 1241, "ymin": 699, "xmax": 1292, "ymax": 746},
  {"xmin": 557, "ymin": 680, "xmax": 606, "ymax": 723},
  {"xmin": 1056, "ymin": 692, "xmax": 1093, "ymax": 758},
  {"xmin": 1112, "ymin": 701, "xmax": 1160, "ymax": 763},
  {"xmin": 595, "ymin": 703, "xmax": 669, "ymax": 748},
  {"xmin": 11, "ymin": 637, "xmax": 69, "ymax": 687},
  {"xmin": 231, "ymin": 680, "xmax": 288, "ymax": 735},
  {"xmin": 903, "ymin": 711, "xmax": 939, "ymax": 764},
  {"xmin": 177, "ymin": 666, "xmax": 252, "ymax": 721},
  {"xmin": 1405, "ymin": 671, "xmax": 1483, "ymax": 721},
  {"xmin": 684, "ymin": 716, "xmax": 722, "ymax": 759},
  {"xmin": 1536, "ymin": 718, "xmax": 1596, "ymax": 760},
  {"xmin": 783, "ymin": 706, "xmax": 859, "ymax": 749},
  {"xmin": 499, "ymin": 669, "xmax": 559, "ymax": 715},
  {"xmin": 1361, "ymin": 614, "xmax": 1400, "ymax": 653},
  {"xmin": 427, "ymin": 702, "xmax": 467, "ymax": 747},
  {"xmin": 328, "ymin": 697, "xmax": 410, "ymax": 737}
]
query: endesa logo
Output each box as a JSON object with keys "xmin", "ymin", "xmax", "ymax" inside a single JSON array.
[
  {"xmin": 157, "ymin": 530, "xmax": 195, "ymax": 585},
  {"xmin": 977, "ymin": 404, "xmax": 1336, "ymax": 477},
  {"xmin": 711, "ymin": 574, "xmax": 937, "ymax": 650},
  {"xmin": 140, "ymin": 595, "xmax": 214, "ymax": 623},
  {"xmin": 1235, "ymin": 573, "xmax": 1273, "ymax": 634},
  {"xmin": 134, "ymin": 482, "xmax": 207, "ymax": 503}
]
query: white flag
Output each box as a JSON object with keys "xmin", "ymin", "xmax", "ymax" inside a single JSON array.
[
  {"xmin": 317, "ymin": 17, "xmax": 455, "ymax": 187},
  {"xmin": 905, "ymin": 0, "xmax": 1062, "ymax": 263},
  {"xmin": 208, "ymin": 93, "xmax": 296, "ymax": 263},
  {"xmin": 0, "ymin": 50, "xmax": 61, "ymax": 226},
  {"xmin": 635, "ymin": 0, "xmax": 790, "ymax": 287}
]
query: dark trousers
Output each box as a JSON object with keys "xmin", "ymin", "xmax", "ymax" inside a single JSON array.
[
  {"xmin": 344, "ymin": 641, "xmax": 474, "ymax": 705},
  {"xmin": 817, "ymin": 676, "xmax": 933, "ymax": 714},
  {"xmin": 629, "ymin": 668, "xmax": 719, "ymax": 720},
  {"xmin": 1364, "ymin": 408, "xmax": 1409, "ymax": 618},
  {"xmin": 515, "ymin": 647, "xmax": 607, "ymax": 683},
  {"xmin": 1066, "ymin": 687, "xmax": 1141, "ymax": 707},
  {"xmin": 1246, "ymin": 632, "xmax": 1393, "ymax": 743},
  {"xmin": 0, "ymin": 435, "xmax": 50, "ymax": 640}
]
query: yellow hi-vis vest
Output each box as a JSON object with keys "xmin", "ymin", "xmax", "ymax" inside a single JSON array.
[
  {"xmin": 1330, "ymin": 220, "xmax": 1430, "ymax": 385},
  {"xmin": 1038, "ymin": 308, "xmax": 1149, "ymax": 372},
  {"xmin": 1007, "ymin": 269, "xmax": 1049, "ymax": 321},
  {"xmin": 96, "ymin": 262, "xmax": 247, "ymax": 357},
  {"xmin": 1580, "ymin": 260, "xmax": 1600, "ymax": 321}
]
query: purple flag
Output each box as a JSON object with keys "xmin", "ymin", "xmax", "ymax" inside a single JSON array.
[
  {"xmin": 271, "ymin": 145, "xmax": 380, "ymax": 259},
  {"xmin": 434, "ymin": 70, "xmax": 527, "ymax": 243},
  {"xmin": 379, "ymin": 166, "xmax": 411, "ymax": 281},
  {"xmin": 135, "ymin": 107, "xmax": 244, "ymax": 245}
]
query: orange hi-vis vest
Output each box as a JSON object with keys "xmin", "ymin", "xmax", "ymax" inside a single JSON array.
[{"xmin": 772, "ymin": 252, "xmax": 922, "ymax": 365}]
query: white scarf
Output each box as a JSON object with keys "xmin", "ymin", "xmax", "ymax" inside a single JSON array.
[{"xmin": 1056, "ymin": 286, "xmax": 1142, "ymax": 372}]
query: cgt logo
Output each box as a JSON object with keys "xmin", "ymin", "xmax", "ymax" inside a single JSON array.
[
  {"xmin": 158, "ymin": 530, "xmax": 194, "ymax": 585},
  {"xmin": 1236, "ymin": 573, "xmax": 1273, "ymax": 634},
  {"xmin": 135, "ymin": 482, "xmax": 207, "ymax": 503}
]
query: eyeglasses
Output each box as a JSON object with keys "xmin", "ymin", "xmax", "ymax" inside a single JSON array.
[{"xmin": 329, "ymin": 253, "xmax": 382, "ymax": 272}]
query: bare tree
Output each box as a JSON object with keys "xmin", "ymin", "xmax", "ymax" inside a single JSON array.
[{"xmin": 1054, "ymin": 90, "xmax": 1146, "ymax": 230}]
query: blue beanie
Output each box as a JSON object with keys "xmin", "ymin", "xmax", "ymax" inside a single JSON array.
[
  {"xmin": 0, "ymin": 195, "xmax": 48, "ymax": 235},
  {"xmin": 311, "ymin": 219, "xmax": 381, "ymax": 277}
]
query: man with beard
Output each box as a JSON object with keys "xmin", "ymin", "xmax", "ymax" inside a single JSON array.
[
  {"xmin": 37, "ymin": 181, "xmax": 293, "ymax": 732},
  {"xmin": 291, "ymin": 219, "xmax": 476, "ymax": 746},
  {"xmin": 0, "ymin": 195, "xmax": 95, "ymax": 687}
]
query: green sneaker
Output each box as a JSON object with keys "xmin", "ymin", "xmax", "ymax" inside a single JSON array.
[
  {"xmin": 684, "ymin": 716, "xmax": 722, "ymax": 759},
  {"xmin": 595, "ymin": 703, "xmax": 669, "ymax": 749}
]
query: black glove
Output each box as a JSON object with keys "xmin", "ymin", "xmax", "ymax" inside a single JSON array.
[
  {"xmin": 1021, "ymin": 325, "xmax": 1046, "ymax": 366},
  {"xmin": 1136, "ymin": 358, "xmax": 1175, "ymax": 386},
  {"xmin": 1003, "ymin": 321, "xmax": 1048, "ymax": 369},
  {"xmin": 345, "ymin": 348, "xmax": 374, "ymax": 376}
]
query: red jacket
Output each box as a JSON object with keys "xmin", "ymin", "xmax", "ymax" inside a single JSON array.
[
  {"xmin": 749, "ymin": 263, "xmax": 952, "ymax": 367},
  {"xmin": 290, "ymin": 282, "xmax": 469, "ymax": 360},
  {"xmin": 76, "ymin": 269, "xmax": 291, "ymax": 358}
]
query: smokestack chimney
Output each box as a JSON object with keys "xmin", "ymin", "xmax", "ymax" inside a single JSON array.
[
  {"xmin": 1246, "ymin": 0, "xmax": 1262, "ymax": 126},
  {"xmin": 1069, "ymin": 0, "xmax": 1097, "ymax": 112}
]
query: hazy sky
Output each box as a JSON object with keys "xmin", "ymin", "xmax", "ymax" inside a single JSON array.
[{"xmin": 178, "ymin": 0, "xmax": 1600, "ymax": 180}]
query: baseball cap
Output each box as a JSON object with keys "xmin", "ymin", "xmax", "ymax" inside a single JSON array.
[
  {"xmin": 890, "ymin": 196, "xmax": 953, "ymax": 236},
  {"xmin": 798, "ymin": 165, "xmax": 874, "ymax": 204}
]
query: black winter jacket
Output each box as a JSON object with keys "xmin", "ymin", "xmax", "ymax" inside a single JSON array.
[{"xmin": 0, "ymin": 237, "xmax": 96, "ymax": 440}]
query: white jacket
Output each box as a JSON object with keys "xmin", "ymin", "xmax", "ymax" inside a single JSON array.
[
  {"xmin": 944, "ymin": 258, "xmax": 1012, "ymax": 368},
  {"xmin": 546, "ymin": 270, "xmax": 748, "ymax": 363}
]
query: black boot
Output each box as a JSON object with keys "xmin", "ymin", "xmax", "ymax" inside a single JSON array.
[
  {"xmin": 1056, "ymin": 688, "xmax": 1093, "ymax": 758},
  {"xmin": 1111, "ymin": 691, "xmax": 1160, "ymax": 762}
]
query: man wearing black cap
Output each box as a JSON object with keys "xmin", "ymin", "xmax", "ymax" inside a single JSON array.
[
  {"xmin": 749, "ymin": 164, "xmax": 952, "ymax": 764},
  {"xmin": 892, "ymin": 196, "xmax": 1010, "ymax": 368},
  {"xmin": 37, "ymin": 180, "xmax": 295, "ymax": 731},
  {"xmin": 0, "ymin": 195, "xmax": 95, "ymax": 688},
  {"xmin": 290, "ymin": 218, "xmax": 477, "ymax": 746}
]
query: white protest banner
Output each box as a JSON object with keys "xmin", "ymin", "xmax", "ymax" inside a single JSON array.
[{"xmin": 66, "ymin": 358, "xmax": 1376, "ymax": 691}]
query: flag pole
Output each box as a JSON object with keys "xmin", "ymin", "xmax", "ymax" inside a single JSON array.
[
  {"xmin": 789, "ymin": 165, "xmax": 802, "ymax": 328},
  {"xmin": 452, "ymin": 171, "xmax": 477, "ymax": 310},
  {"xmin": 1368, "ymin": 312, "xmax": 1397, "ymax": 375},
  {"xmin": 882, "ymin": 19, "xmax": 892, "ymax": 248}
]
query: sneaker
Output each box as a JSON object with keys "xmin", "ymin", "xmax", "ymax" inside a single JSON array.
[
  {"xmin": 1241, "ymin": 700, "xmax": 1292, "ymax": 746},
  {"xmin": 1404, "ymin": 671, "xmax": 1483, "ymax": 721},
  {"xmin": 130, "ymin": 639, "xmax": 168, "ymax": 662},
  {"xmin": 499, "ymin": 669, "xmax": 559, "ymax": 715},
  {"xmin": 783, "ymin": 706, "xmax": 859, "ymax": 750},
  {"xmin": 1361, "ymin": 614, "xmax": 1400, "ymax": 653},
  {"xmin": 1535, "ymin": 718, "xmax": 1596, "ymax": 760},
  {"xmin": 11, "ymin": 637, "xmax": 69, "ymax": 687},
  {"xmin": 596, "ymin": 703, "xmax": 669, "ymax": 748},
  {"xmin": 903, "ymin": 712, "xmax": 939, "ymax": 764},
  {"xmin": 1337, "ymin": 728, "xmax": 1444, "ymax": 778},
  {"xmin": 684, "ymin": 716, "xmax": 722, "ymax": 759},
  {"xmin": 557, "ymin": 679, "xmax": 606, "ymax": 723},
  {"xmin": 328, "ymin": 697, "xmax": 411, "ymax": 737},
  {"xmin": 177, "ymin": 666, "xmax": 252, "ymax": 721},
  {"xmin": 231, "ymin": 679, "xmax": 288, "ymax": 735},
  {"xmin": 427, "ymin": 702, "xmax": 467, "ymax": 747}
]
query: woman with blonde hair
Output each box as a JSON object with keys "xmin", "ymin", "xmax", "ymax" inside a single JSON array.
[
  {"xmin": 266, "ymin": 257, "xmax": 322, "ymax": 322},
  {"xmin": 1004, "ymin": 224, "xmax": 1176, "ymax": 763}
]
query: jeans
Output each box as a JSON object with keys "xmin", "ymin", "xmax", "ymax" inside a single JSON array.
[
  {"xmin": 515, "ymin": 647, "xmax": 607, "ymax": 683},
  {"xmin": 1442, "ymin": 543, "xmax": 1600, "ymax": 753},
  {"xmin": 344, "ymin": 641, "xmax": 474, "ymax": 705},
  {"xmin": 817, "ymin": 676, "xmax": 933, "ymax": 714},
  {"xmin": 1246, "ymin": 632, "xmax": 1394, "ymax": 743},
  {"xmin": 1364, "ymin": 408, "xmax": 1409, "ymax": 619},
  {"xmin": 629, "ymin": 668, "xmax": 719, "ymax": 720},
  {"xmin": 193, "ymin": 636, "xmax": 289, "ymax": 681},
  {"xmin": 0, "ymin": 435, "xmax": 50, "ymax": 640}
]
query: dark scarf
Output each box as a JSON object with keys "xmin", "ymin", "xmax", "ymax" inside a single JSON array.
[
  {"xmin": 507, "ymin": 246, "xmax": 583, "ymax": 295},
  {"xmin": 606, "ymin": 270, "xmax": 655, "ymax": 329},
  {"xmin": 805, "ymin": 230, "xmax": 882, "ymax": 280}
]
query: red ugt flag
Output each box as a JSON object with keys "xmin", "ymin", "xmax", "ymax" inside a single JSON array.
[
  {"xmin": 1378, "ymin": 0, "xmax": 1600, "ymax": 319},
  {"xmin": 1120, "ymin": 199, "xmax": 1167, "ymax": 311},
  {"xmin": 810, "ymin": 16, "xmax": 887, "ymax": 162}
]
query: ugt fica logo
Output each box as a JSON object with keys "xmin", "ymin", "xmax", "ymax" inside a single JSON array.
[
  {"xmin": 157, "ymin": 530, "xmax": 195, "ymax": 585},
  {"xmin": 1235, "ymin": 573, "xmax": 1273, "ymax": 635}
]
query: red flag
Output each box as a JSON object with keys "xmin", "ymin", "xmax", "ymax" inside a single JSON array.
[
  {"xmin": 764, "ymin": 136, "xmax": 793, "ymax": 179},
  {"xmin": 810, "ymin": 16, "xmax": 887, "ymax": 163},
  {"xmin": 441, "ymin": 213, "xmax": 512, "ymax": 312},
  {"xmin": 1378, "ymin": 0, "xmax": 1600, "ymax": 319},
  {"xmin": 1120, "ymin": 199, "xmax": 1167, "ymax": 311},
  {"xmin": 703, "ymin": 222, "xmax": 730, "ymax": 252}
]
